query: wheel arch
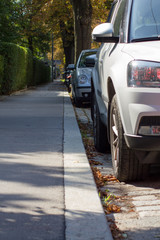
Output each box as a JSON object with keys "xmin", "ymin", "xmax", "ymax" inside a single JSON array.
[
  {"xmin": 107, "ymin": 77, "xmax": 116, "ymax": 143},
  {"xmin": 91, "ymin": 76, "xmax": 95, "ymax": 120}
]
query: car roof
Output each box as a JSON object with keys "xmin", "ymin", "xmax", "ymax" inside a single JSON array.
[{"xmin": 81, "ymin": 48, "xmax": 98, "ymax": 53}]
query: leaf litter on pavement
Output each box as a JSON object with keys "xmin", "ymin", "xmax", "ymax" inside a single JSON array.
[{"xmin": 73, "ymin": 109, "xmax": 127, "ymax": 240}]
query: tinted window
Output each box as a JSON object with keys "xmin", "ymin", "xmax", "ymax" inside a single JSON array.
[
  {"xmin": 78, "ymin": 52, "xmax": 97, "ymax": 68},
  {"xmin": 107, "ymin": 1, "xmax": 117, "ymax": 23},
  {"xmin": 130, "ymin": 0, "xmax": 160, "ymax": 41},
  {"xmin": 113, "ymin": 0, "xmax": 127, "ymax": 36}
]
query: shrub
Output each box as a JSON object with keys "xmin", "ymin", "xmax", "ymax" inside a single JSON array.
[
  {"xmin": 24, "ymin": 47, "xmax": 33, "ymax": 87},
  {"xmin": 0, "ymin": 42, "xmax": 50, "ymax": 94},
  {"xmin": 33, "ymin": 57, "xmax": 50, "ymax": 85},
  {"xmin": 0, "ymin": 55, "xmax": 4, "ymax": 92},
  {"xmin": 0, "ymin": 42, "xmax": 33, "ymax": 94}
]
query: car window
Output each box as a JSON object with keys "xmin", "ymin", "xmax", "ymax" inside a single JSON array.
[
  {"xmin": 78, "ymin": 52, "xmax": 97, "ymax": 68},
  {"xmin": 113, "ymin": 0, "xmax": 127, "ymax": 37},
  {"xmin": 107, "ymin": 1, "xmax": 117, "ymax": 23},
  {"xmin": 130, "ymin": 0, "xmax": 160, "ymax": 41}
]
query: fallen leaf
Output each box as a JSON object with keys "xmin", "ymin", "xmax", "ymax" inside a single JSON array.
[{"xmin": 89, "ymin": 160, "xmax": 103, "ymax": 165}]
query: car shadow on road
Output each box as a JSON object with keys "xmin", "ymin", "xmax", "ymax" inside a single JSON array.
[{"xmin": 131, "ymin": 163, "xmax": 160, "ymax": 189}]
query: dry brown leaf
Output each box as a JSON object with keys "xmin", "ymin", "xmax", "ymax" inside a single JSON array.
[
  {"xmin": 102, "ymin": 174, "xmax": 119, "ymax": 182},
  {"xmin": 89, "ymin": 160, "xmax": 103, "ymax": 165},
  {"xmin": 105, "ymin": 204, "xmax": 121, "ymax": 213}
]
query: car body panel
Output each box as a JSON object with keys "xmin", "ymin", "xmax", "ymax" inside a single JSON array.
[
  {"xmin": 91, "ymin": 0, "xmax": 160, "ymax": 155},
  {"xmin": 71, "ymin": 49, "xmax": 98, "ymax": 104},
  {"xmin": 122, "ymin": 41, "xmax": 160, "ymax": 61}
]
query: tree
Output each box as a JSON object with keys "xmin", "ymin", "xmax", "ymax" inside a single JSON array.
[
  {"xmin": 1, "ymin": 0, "xmax": 112, "ymax": 67},
  {"xmin": 70, "ymin": 0, "xmax": 92, "ymax": 63},
  {"xmin": 0, "ymin": 0, "xmax": 19, "ymax": 43},
  {"xmin": 59, "ymin": 5, "xmax": 74, "ymax": 67},
  {"xmin": 15, "ymin": 0, "xmax": 50, "ymax": 56},
  {"xmin": 91, "ymin": 0, "xmax": 113, "ymax": 26},
  {"xmin": 41, "ymin": 0, "xmax": 74, "ymax": 67}
]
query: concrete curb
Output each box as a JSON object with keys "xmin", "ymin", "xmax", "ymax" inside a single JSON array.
[{"xmin": 64, "ymin": 91, "xmax": 113, "ymax": 240}]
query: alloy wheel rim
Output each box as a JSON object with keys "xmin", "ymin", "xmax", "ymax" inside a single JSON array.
[
  {"xmin": 93, "ymin": 100, "xmax": 97, "ymax": 142},
  {"xmin": 111, "ymin": 107, "xmax": 119, "ymax": 172}
]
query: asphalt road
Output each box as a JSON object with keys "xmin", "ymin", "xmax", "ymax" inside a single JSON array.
[{"xmin": 0, "ymin": 84, "xmax": 65, "ymax": 240}]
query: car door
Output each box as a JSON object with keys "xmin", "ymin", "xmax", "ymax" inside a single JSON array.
[
  {"xmin": 99, "ymin": 0, "xmax": 128, "ymax": 104},
  {"xmin": 97, "ymin": 1, "xmax": 119, "ymax": 103}
]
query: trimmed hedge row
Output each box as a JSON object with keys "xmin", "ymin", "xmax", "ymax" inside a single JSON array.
[
  {"xmin": 0, "ymin": 42, "xmax": 50, "ymax": 94},
  {"xmin": 0, "ymin": 55, "xmax": 4, "ymax": 90},
  {"xmin": 33, "ymin": 57, "xmax": 51, "ymax": 86}
]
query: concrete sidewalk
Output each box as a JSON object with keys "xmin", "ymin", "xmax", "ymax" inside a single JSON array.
[
  {"xmin": 0, "ymin": 80, "xmax": 113, "ymax": 240},
  {"xmin": 63, "ymin": 85, "xmax": 113, "ymax": 240}
]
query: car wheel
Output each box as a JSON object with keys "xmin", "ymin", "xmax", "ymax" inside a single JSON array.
[
  {"xmin": 71, "ymin": 85, "xmax": 75, "ymax": 102},
  {"xmin": 93, "ymin": 93, "xmax": 110, "ymax": 153},
  {"xmin": 91, "ymin": 90, "xmax": 94, "ymax": 121},
  {"xmin": 71, "ymin": 86, "xmax": 81, "ymax": 107},
  {"xmin": 110, "ymin": 95, "xmax": 149, "ymax": 182},
  {"xmin": 74, "ymin": 96, "xmax": 81, "ymax": 107}
]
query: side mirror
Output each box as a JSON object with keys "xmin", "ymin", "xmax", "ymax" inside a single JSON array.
[
  {"xmin": 92, "ymin": 23, "xmax": 119, "ymax": 43},
  {"xmin": 85, "ymin": 56, "xmax": 95, "ymax": 67},
  {"xmin": 66, "ymin": 64, "xmax": 75, "ymax": 70}
]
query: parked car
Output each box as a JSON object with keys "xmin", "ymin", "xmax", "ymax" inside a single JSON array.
[
  {"xmin": 71, "ymin": 49, "xmax": 98, "ymax": 107},
  {"xmin": 91, "ymin": 0, "xmax": 160, "ymax": 182}
]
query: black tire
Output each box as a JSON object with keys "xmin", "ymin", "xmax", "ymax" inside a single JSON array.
[
  {"xmin": 74, "ymin": 96, "xmax": 81, "ymax": 107},
  {"xmin": 71, "ymin": 85, "xmax": 75, "ymax": 103},
  {"xmin": 110, "ymin": 95, "xmax": 149, "ymax": 182},
  {"xmin": 71, "ymin": 86, "xmax": 81, "ymax": 107},
  {"xmin": 93, "ymin": 93, "xmax": 110, "ymax": 153},
  {"xmin": 91, "ymin": 90, "xmax": 94, "ymax": 121}
]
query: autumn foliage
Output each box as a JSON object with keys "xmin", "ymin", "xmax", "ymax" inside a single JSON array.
[{"xmin": 0, "ymin": 0, "xmax": 113, "ymax": 68}]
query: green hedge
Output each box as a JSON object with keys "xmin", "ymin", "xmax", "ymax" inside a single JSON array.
[
  {"xmin": 33, "ymin": 57, "xmax": 50, "ymax": 86},
  {"xmin": 0, "ymin": 55, "xmax": 4, "ymax": 90},
  {"xmin": 0, "ymin": 42, "xmax": 51, "ymax": 94}
]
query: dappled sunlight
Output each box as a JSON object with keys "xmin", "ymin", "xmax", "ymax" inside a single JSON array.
[
  {"xmin": 0, "ymin": 152, "xmax": 63, "ymax": 188},
  {"xmin": 0, "ymin": 149, "xmax": 65, "ymax": 239},
  {"xmin": 0, "ymin": 211, "xmax": 65, "ymax": 240}
]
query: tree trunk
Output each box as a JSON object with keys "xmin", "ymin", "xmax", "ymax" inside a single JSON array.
[
  {"xmin": 64, "ymin": 44, "xmax": 74, "ymax": 68},
  {"xmin": 70, "ymin": 0, "xmax": 92, "ymax": 63},
  {"xmin": 59, "ymin": 20, "xmax": 74, "ymax": 68}
]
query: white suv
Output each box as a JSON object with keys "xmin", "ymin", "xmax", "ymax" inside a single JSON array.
[{"xmin": 91, "ymin": 0, "xmax": 160, "ymax": 181}]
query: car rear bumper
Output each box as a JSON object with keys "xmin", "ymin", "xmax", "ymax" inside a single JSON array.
[
  {"xmin": 118, "ymin": 88, "xmax": 160, "ymax": 135},
  {"xmin": 124, "ymin": 133, "xmax": 160, "ymax": 151},
  {"xmin": 75, "ymin": 87, "xmax": 91, "ymax": 102}
]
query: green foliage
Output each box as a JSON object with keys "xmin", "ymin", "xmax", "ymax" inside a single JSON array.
[
  {"xmin": 91, "ymin": 0, "xmax": 113, "ymax": 26},
  {"xmin": 0, "ymin": 42, "xmax": 31, "ymax": 93},
  {"xmin": 0, "ymin": 42, "xmax": 50, "ymax": 94},
  {"xmin": 33, "ymin": 58, "xmax": 51, "ymax": 85},
  {"xmin": 14, "ymin": 0, "xmax": 51, "ymax": 57},
  {"xmin": 0, "ymin": 0, "xmax": 20, "ymax": 43},
  {"xmin": 0, "ymin": 55, "xmax": 4, "ymax": 89},
  {"xmin": 25, "ymin": 48, "xmax": 34, "ymax": 86},
  {"xmin": 0, "ymin": 0, "xmax": 113, "ymax": 82}
]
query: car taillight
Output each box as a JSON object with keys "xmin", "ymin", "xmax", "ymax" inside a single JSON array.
[
  {"xmin": 128, "ymin": 61, "xmax": 160, "ymax": 87},
  {"xmin": 138, "ymin": 116, "xmax": 160, "ymax": 136}
]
